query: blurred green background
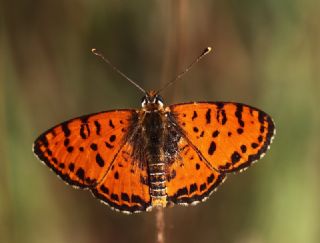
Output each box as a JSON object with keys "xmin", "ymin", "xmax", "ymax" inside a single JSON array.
[{"xmin": 1, "ymin": 0, "xmax": 319, "ymax": 242}]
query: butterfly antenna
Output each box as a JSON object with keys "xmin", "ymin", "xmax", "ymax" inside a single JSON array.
[
  {"xmin": 92, "ymin": 48, "xmax": 146, "ymax": 94},
  {"xmin": 156, "ymin": 47, "xmax": 212, "ymax": 95}
]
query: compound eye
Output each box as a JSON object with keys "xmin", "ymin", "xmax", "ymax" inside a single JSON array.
[
  {"xmin": 156, "ymin": 95, "xmax": 164, "ymax": 106},
  {"xmin": 141, "ymin": 96, "xmax": 148, "ymax": 107}
]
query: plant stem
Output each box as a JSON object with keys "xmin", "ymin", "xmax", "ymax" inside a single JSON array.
[{"xmin": 156, "ymin": 207, "xmax": 165, "ymax": 243}]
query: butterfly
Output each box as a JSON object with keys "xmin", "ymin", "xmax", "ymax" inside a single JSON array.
[{"xmin": 33, "ymin": 47, "xmax": 275, "ymax": 214}]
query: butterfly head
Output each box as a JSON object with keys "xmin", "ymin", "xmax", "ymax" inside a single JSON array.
[{"xmin": 141, "ymin": 90, "xmax": 164, "ymax": 110}]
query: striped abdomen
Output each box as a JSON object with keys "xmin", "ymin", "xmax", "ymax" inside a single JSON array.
[{"xmin": 143, "ymin": 111, "xmax": 167, "ymax": 207}]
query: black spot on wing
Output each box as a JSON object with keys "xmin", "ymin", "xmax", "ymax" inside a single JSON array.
[
  {"xmin": 121, "ymin": 193, "xmax": 130, "ymax": 202},
  {"xmin": 207, "ymin": 174, "xmax": 215, "ymax": 184},
  {"xmin": 192, "ymin": 111, "xmax": 198, "ymax": 120},
  {"xmin": 212, "ymin": 130, "xmax": 219, "ymax": 137},
  {"xmin": 175, "ymin": 187, "xmax": 188, "ymax": 197},
  {"xmin": 208, "ymin": 141, "xmax": 216, "ymax": 155},
  {"xmin": 189, "ymin": 183, "xmax": 198, "ymax": 194},
  {"xmin": 61, "ymin": 122, "xmax": 71, "ymax": 137},
  {"xmin": 221, "ymin": 109, "xmax": 227, "ymax": 124},
  {"xmin": 80, "ymin": 116, "xmax": 88, "ymax": 123},
  {"xmin": 219, "ymin": 162, "xmax": 232, "ymax": 171},
  {"xmin": 96, "ymin": 153, "xmax": 105, "ymax": 167},
  {"xmin": 109, "ymin": 120, "xmax": 115, "ymax": 129},
  {"xmin": 251, "ymin": 143, "xmax": 259, "ymax": 149},
  {"xmin": 76, "ymin": 168, "xmax": 85, "ymax": 180},
  {"xmin": 85, "ymin": 177, "xmax": 96, "ymax": 184},
  {"xmin": 258, "ymin": 112, "xmax": 265, "ymax": 124},
  {"xmin": 90, "ymin": 143, "xmax": 98, "ymax": 151},
  {"xmin": 51, "ymin": 129, "xmax": 57, "ymax": 137},
  {"xmin": 240, "ymin": 145, "xmax": 247, "ymax": 153},
  {"xmin": 235, "ymin": 104, "xmax": 245, "ymax": 127},
  {"xmin": 39, "ymin": 135, "xmax": 49, "ymax": 147},
  {"xmin": 131, "ymin": 194, "xmax": 148, "ymax": 208},
  {"xmin": 94, "ymin": 121, "xmax": 101, "ymax": 135},
  {"xmin": 69, "ymin": 163, "xmax": 75, "ymax": 172},
  {"xmin": 196, "ymin": 163, "xmax": 200, "ymax": 170},
  {"xmin": 64, "ymin": 138, "xmax": 70, "ymax": 147},
  {"xmin": 216, "ymin": 104, "xmax": 227, "ymax": 125},
  {"xmin": 249, "ymin": 108, "xmax": 254, "ymax": 116},
  {"xmin": 200, "ymin": 183, "xmax": 207, "ymax": 192},
  {"xmin": 216, "ymin": 102, "xmax": 224, "ymax": 109},
  {"xmin": 237, "ymin": 128, "xmax": 244, "ymax": 134},
  {"xmin": 67, "ymin": 146, "xmax": 74, "ymax": 153},
  {"xmin": 46, "ymin": 149, "xmax": 52, "ymax": 156},
  {"xmin": 109, "ymin": 135, "xmax": 116, "ymax": 142},
  {"xmin": 100, "ymin": 185, "xmax": 109, "ymax": 194},
  {"xmin": 231, "ymin": 151, "xmax": 241, "ymax": 164},
  {"xmin": 111, "ymin": 193, "xmax": 119, "ymax": 202},
  {"xmin": 205, "ymin": 109, "xmax": 211, "ymax": 124},
  {"xmin": 80, "ymin": 123, "xmax": 90, "ymax": 139},
  {"xmin": 105, "ymin": 142, "xmax": 114, "ymax": 149}
]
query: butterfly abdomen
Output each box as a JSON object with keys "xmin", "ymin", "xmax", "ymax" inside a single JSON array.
[{"xmin": 143, "ymin": 111, "xmax": 168, "ymax": 207}]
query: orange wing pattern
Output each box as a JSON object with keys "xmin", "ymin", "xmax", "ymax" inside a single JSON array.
[
  {"xmin": 170, "ymin": 102, "xmax": 275, "ymax": 173},
  {"xmin": 166, "ymin": 137, "xmax": 226, "ymax": 205},
  {"xmin": 92, "ymin": 143, "xmax": 151, "ymax": 213},
  {"xmin": 33, "ymin": 110, "xmax": 134, "ymax": 188},
  {"xmin": 34, "ymin": 101, "xmax": 275, "ymax": 213}
]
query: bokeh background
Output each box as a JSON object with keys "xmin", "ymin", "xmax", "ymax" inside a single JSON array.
[{"xmin": 1, "ymin": 0, "xmax": 319, "ymax": 243}]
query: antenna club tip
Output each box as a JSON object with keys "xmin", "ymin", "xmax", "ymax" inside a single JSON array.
[
  {"xmin": 204, "ymin": 47, "xmax": 212, "ymax": 54},
  {"xmin": 91, "ymin": 48, "xmax": 98, "ymax": 55}
]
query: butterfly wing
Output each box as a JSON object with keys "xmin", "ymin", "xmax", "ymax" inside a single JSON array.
[
  {"xmin": 92, "ymin": 143, "xmax": 151, "ymax": 213},
  {"xmin": 33, "ymin": 110, "xmax": 135, "ymax": 188},
  {"xmin": 166, "ymin": 137, "xmax": 226, "ymax": 205},
  {"xmin": 169, "ymin": 102, "xmax": 275, "ymax": 173}
]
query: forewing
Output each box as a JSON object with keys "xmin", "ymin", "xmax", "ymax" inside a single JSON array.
[
  {"xmin": 92, "ymin": 143, "xmax": 151, "ymax": 213},
  {"xmin": 166, "ymin": 137, "xmax": 226, "ymax": 205},
  {"xmin": 33, "ymin": 110, "xmax": 135, "ymax": 188},
  {"xmin": 169, "ymin": 102, "xmax": 275, "ymax": 172}
]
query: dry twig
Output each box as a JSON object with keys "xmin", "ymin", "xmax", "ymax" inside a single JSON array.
[{"xmin": 156, "ymin": 207, "xmax": 165, "ymax": 243}]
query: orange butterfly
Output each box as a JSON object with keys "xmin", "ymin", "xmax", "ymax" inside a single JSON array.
[{"xmin": 33, "ymin": 48, "xmax": 275, "ymax": 213}]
